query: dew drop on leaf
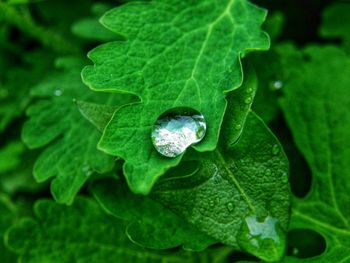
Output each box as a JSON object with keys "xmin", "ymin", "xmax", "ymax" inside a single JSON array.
[
  {"xmin": 53, "ymin": 88, "xmax": 64, "ymax": 97},
  {"xmin": 292, "ymin": 247, "xmax": 299, "ymax": 256},
  {"xmin": 234, "ymin": 124, "xmax": 242, "ymax": 130},
  {"xmin": 244, "ymin": 97, "xmax": 252, "ymax": 104},
  {"xmin": 227, "ymin": 202, "xmax": 234, "ymax": 212},
  {"xmin": 151, "ymin": 108, "xmax": 206, "ymax": 158},
  {"xmin": 272, "ymin": 80, "xmax": 283, "ymax": 90},
  {"xmin": 246, "ymin": 87, "xmax": 253, "ymax": 94},
  {"xmin": 81, "ymin": 163, "xmax": 93, "ymax": 177},
  {"xmin": 271, "ymin": 144, "xmax": 280, "ymax": 155}
]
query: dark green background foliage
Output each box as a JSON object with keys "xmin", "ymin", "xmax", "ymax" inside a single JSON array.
[{"xmin": 0, "ymin": 0, "xmax": 349, "ymax": 262}]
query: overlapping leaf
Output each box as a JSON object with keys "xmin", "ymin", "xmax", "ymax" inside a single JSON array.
[
  {"xmin": 22, "ymin": 57, "xmax": 134, "ymax": 204},
  {"xmin": 5, "ymin": 197, "xmax": 232, "ymax": 263},
  {"xmin": 72, "ymin": 3, "xmax": 118, "ymax": 42},
  {"xmin": 321, "ymin": 3, "xmax": 350, "ymax": 51},
  {"xmin": 279, "ymin": 45, "xmax": 350, "ymax": 262},
  {"xmin": 92, "ymin": 178, "xmax": 216, "ymax": 251},
  {"xmin": 250, "ymin": 12, "xmax": 285, "ymax": 123},
  {"xmin": 82, "ymin": 0, "xmax": 270, "ymax": 194},
  {"xmin": 91, "ymin": 70, "xmax": 290, "ymax": 262},
  {"xmin": 0, "ymin": 194, "xmax": 17, "ymax": 263},
  {"xmin": 0, "ymin": 51, "xmax": 52, "ymax": 133},
  {"xmin": 0, "ymin": 141, "xmax": 40, "ymax": 194}
]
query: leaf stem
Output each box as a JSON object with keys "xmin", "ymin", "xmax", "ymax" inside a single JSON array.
[{"xmin": 0, "ymin": 1, "xmax": 79, "ymax": 54}]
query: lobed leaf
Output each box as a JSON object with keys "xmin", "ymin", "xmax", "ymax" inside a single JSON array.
[
  {"xmin": 5, "ymin": 197, "xmax": 232, "ymax": 263},
  {"xmin": 0, "ymin": 141, "xmax": 41, "ymax": 195},
  {"xmin": 92, "ymin": 177, "xmax": 216, "ymax": 251},
  {"xmin": 22, "ymin": 57, "xmax": 133, "ymax": 204},
  {"xmin": 0, "ymin": 194, "xmax": 17, "ymax": 263},
  {"xmin": 91, "ymin": 70, "xmax": 291, "ymax": 262},
  {"xmin": 320, "ymin": 3, "xmax": 350, "ymax": 51},
  {"xmin": 82, "ymin": 0, "xmax": 270, "ymax": 194},
  {"xmin": 279, "ymin": 45, "xmax": 350, "ymax": 262}
]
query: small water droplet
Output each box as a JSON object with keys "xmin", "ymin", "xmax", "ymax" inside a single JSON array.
[
  {"xmin": 54, "ymin": 88, "xmax": 64, "ymax": 96},
  {"xmin": 244, "ymin": 97, "xmax": 252, "ymax": 104},
  {"xmin": 82, "ymin": 163, "xmax": 93, "ymax": 177},
  {"xmin": 227, "ymin": 202, "xmax": 234, "ymax": 212},
  {"xmin": 246, "ymin": 87, "xmax": 253, "ymax": 93},
  {"xmin": 273, "ymin": 80, "xmax": 283, "ymax": 90},
  {"xmin": 234, "ymin": 124, "xmax": 242, "ymax": 130},
  {"xmin": 292, "ymin": 247, "xmax": 299, "ymax": 256},
  {"xmin": 271, "ymin": 144, "xmax": 280, "ymax": 155},
  {"xmin": 151, "ymin": 108, "xmax": 206, "ymax": 158}
]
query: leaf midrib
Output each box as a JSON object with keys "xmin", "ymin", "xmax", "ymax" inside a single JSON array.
[
  {"xmin": 214, "ymin": 149, "xmax": 255, "ymax": 212},
  {"xmin": 293, "ymin": 208, "xmax": 350, "ymax": 237}
]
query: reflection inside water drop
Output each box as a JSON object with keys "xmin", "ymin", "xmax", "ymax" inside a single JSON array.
[{"xmin": 151, "ymin": 108, "xmax": 206, "ymax": 158}]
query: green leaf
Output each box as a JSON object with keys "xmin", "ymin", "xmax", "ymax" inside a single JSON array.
[
  {"xmin": 0, "ymin": 141, "xmax": 24, "ymax": 173},
  {"xmin": 72, "ymin": 3, "xmax": 119, "ymax": 42},
  {"xmin": 250, "ymin": 49, "xmax": 283, "ymax": 123},
  {"xmin": 320, "ymin": 3, "xmax": 350, "ymax": 51},
  {"xmin": 279, "ymin": 45, "xmax": 350, "ymax": 262},
  {"xmin": 76, "ymin": 100, "xmax": 120, "ymax": 132},
  {"xmin": 0, "ymin": 51, "xmax": 52, "ymax": 133},
  {"xmin": 0, "ymin": 194, "xmax": 17, "ymax": 263},
  {"xmin": 250, "ymin": 12, "xmax": 285, "ymax": 123},
  {"xmin": 86, "ymin": 68, "xmax": 290, "ymax": 261},
  {"xmin": 22, "ymin": 57, "xmax": 133, "ymax": 204},
  {"xmin": 152, "ymin": 111, "xmax": 290, "ymax": 262},
  {"xmin": 0, "ymin": 141, "xmax": 42, "ymax": 195},
  {"xmin": 92, "ymin": 177, "xmax": 216, "ymax": 251},
  {"xmin": 263, "ymin": 11, "xmax": 285, "ymax": 41},
  {"xmin": 82, "ymin": 0, "xmax": 270, "ymax": 194},
  {"xmin": 5, "ymin": 197, "xmax": 232, "ymax": 263}
]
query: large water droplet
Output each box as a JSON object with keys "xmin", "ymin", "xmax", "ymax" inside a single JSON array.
[
  {"xmin": 151, "ymin": 109, "xmax": 206, "ymax": 158},
  {"xmin": 238, "ymin": 214, "xmax": 285, "ymax": 262}
]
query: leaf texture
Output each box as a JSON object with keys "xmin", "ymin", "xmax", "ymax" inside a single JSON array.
[
  {"xmin": 22, "ymin": 57, "xmax": 133, "ymax": 204},
  {"xmin": 82, "ymin": 0, "xmax": 270, "ymax": 194},
  {"xmin": 279, "ymin": 45, "xmax": 350, "ymax": 262},
  {"xmin": 6, "ymin": 197, "xmax": 231, "ymax": 263}
]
